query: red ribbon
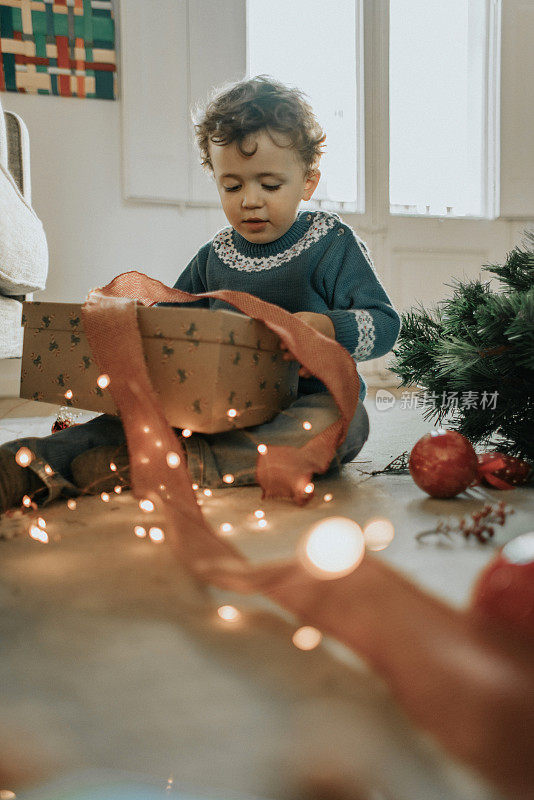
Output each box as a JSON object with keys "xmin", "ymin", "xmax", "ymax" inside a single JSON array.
[
  {"xmin": 78, "ymin": 274, "xmax": 534, "ymax": 795},
  {"xmin": 474, "ymin": 455, "xmax": 516, "ymax": 491},
  {"xmin": 82, "ymin": 271, "xmax": 359, "ymax": 504},
  {"xmin": 80, "ymin": 270, "xmax": 360, "ymax": 590}
]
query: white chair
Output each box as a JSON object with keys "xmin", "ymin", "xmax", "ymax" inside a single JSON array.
[{"xmin": 0, "ymin": 93, "xmax": 48, "ymax": 362}]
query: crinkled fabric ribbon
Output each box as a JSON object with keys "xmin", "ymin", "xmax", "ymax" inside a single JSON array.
[
  {"xmin": 81, "ymin": 270, "xmax": 358, "ymax": 591},
  {"xmin": 474, "ymin": 455, "xmax": 516, "ymax": 490},
  {"xmin": 80, "ymin": 272, "xmax": 534, "ymax": 796}
]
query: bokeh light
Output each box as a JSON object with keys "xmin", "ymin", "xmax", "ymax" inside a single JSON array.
[
  {"xmin": 217, "ymin": 605, "xmax": 241, "ymax": 622},
  {"xmin": 300, "ymin": 517, "xmax": 365, "ymax": 579},
  {"xmin": 29, "ymin": 525, "xmax": 48, "ymax": 544},
  {"xmin": 166, "ymin": 451, "xmax": 180, "ymax": 468},
  {"xmin": 292, "ymin": 626, "xmax": 322, "ymax": 650},
  {"xmin": 363, "ymin": 518, "xmax": 395, "ymax": 551},
  {"xmin": 219, "ymin": 522, "xmax": 233, "ymax": 535},
  {"xmin": 15, "ymin": 447, "xmax": 32, "ymax": 467},
  {"xmin": 97, "ymin": 374, "xmax": 110, "ymax": 388}
]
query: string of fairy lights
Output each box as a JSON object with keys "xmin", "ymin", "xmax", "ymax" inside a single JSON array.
[{"xmin": 8, "ymin": 372, "xmax": 396, "ymax": 653}]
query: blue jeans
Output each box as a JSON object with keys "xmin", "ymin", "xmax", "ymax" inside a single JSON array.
[{"xmin": 3, "ymin": 393, "xmax": 369, "ymax": 504}]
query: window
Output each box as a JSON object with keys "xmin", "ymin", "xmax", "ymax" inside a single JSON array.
[
  {"xmin": 246, "ymin": 0, "xmax": 364, "ymax": 213},
  {"xmin": 389, "ymin": 0, "xmax": 500, "ymax": 218}
]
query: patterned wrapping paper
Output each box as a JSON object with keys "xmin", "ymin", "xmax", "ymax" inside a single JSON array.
[
  {"xmin": 0, "ymin": 0, "xmax": 116, "ymax": 99},
  {"xmin": 20, "ymin": 301, "xmax": 300, "ymax": 433}
]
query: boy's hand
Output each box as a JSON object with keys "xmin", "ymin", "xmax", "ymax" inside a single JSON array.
[{"xmin": 279, "ymin": 312, "xmax": 336, "ymax": 378}]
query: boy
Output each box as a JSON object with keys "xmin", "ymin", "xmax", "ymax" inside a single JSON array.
[{"xmin": 0, "ymin": 75, "xmax": 400, "ymax": 512}]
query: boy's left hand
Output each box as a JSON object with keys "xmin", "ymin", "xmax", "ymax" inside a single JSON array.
[{"xmin": 279, "ymin": 312, "xmax": 336, "ymax": 378}]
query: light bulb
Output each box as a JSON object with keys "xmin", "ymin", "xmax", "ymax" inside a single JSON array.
[
  {"xmin": 15, "ymin": 447, "xmax": 33, "ymax": 467},
  {"xmin": 97, "ymin": 374, "xmax": 110, "ymax": 388},
  {"xmin": 217, "ymin": 605, "xmax": 240, "ymax": 622},
  {"xmin": 139, "ymin": 498, "xmax": 154, "ymax": 512},
  {"xmin": 29, "ymin": 525, "xmax": 48, "ymax": 543},
  {"xmin": 219, "ymin": 522, "xmax": 233, "ymax": 535},
  {"xmin": 166, "ymin": 451, "xmax": 180, "ymax": 468}
]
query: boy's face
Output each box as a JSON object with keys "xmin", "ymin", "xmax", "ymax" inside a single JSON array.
[{"xmin": 209, "ymin": 129, "xmax": 321, "ymax": 244}]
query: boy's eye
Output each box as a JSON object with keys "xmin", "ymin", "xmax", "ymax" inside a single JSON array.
[{"xmin": 223, "ymin": 184, "xmax": 281, "ymax": 192}]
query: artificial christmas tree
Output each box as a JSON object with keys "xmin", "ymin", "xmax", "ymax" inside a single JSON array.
[{"xmin": 390, "ymin": 231, "xmax": 534, "ymax": 471}]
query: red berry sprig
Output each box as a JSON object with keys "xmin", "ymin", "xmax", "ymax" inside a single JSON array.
[{"xmin": 416, "ymin": 501, "xmax": 514, "ymax": 544}]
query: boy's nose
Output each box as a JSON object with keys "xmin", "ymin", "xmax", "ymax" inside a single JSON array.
[{"xmin": 242, "ymin": 192, "xmax": 261, "ymax": 208}]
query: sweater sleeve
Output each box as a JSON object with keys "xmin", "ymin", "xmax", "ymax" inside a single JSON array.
[
  {"xmin": 319, "ymin": 225, "xmax": 401, "ymax": 362},
  {"xmin": 157, "ymin": 242, "xmax": 211, "ymax": 309}
]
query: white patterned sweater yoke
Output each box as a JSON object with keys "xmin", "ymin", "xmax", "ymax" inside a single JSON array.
[{"xmin": 164, "ymin": 210, "xmax": 402, "ymax": 401}]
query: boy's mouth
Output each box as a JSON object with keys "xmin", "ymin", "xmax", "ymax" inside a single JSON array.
[{"xmin": 243, "ymin": 219, "xmax": 268, "ymax": 228}]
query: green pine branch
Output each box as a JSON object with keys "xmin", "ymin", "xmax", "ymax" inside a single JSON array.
[{"xmin": 390, "ymin": 231, "xmax": 534, "ymax": 467}]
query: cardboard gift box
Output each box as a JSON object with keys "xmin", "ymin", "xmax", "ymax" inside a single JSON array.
[{"xmin": 20, "ymin": 301, "xmax": 300, "ymax": 433}]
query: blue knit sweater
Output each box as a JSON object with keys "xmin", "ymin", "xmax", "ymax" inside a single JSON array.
[{"xmin": 163, "ymin": 210, "xmax": 401, "ymax": 402}]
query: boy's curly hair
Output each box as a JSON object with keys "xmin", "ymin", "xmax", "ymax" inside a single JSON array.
[{"xmin": 192, "ymin": 75, "xmax": 326, "ymax": 177}]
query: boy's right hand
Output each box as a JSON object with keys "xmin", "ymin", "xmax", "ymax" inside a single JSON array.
[{"xmin": 279, "ymin": 311, "xmax": 336, "ymax": 378}]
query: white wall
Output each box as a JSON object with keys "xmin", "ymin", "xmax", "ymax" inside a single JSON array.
[{"xmin": 1, "ymin": 92, "xmax": 228, "ymax": 303}]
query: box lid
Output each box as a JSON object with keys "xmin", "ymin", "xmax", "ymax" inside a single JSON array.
[{"xmin": 21, "ymin": 301, "xmax": 283, "ymax": 352}]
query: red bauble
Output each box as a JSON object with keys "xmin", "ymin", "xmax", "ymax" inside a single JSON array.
[
  {"xmin": 409, "ymin": 429, "xmax": 478, "ymax": 498},
  {"xmin": 471, "ymin": 532, "xmax": 534, "ymax": 639},
  {"xmin": 477, "ymin": 452, "xmax": 533, "ymax": 489}
]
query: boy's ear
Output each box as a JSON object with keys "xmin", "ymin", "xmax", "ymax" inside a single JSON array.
[{"xmin": 302, "ymin": 169, "xmax": 321, "ymax": 201}]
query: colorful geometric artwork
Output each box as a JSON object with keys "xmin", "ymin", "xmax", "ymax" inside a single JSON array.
[{"xmin": 0, "ymin": 0, "xmax": 116, "ymax": 99}]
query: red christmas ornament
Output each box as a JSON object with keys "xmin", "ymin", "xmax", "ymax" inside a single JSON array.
[
  {"xmin": 409, "ymin": 429, "xmax": 479, "ymax": 498},
  {"xmin": 476, "ymin": 452, "xmax": 533, "ymax": 489},
  {"xmin": 471, "ymin": 532, "xmax": 534, "ymax": 639}
]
